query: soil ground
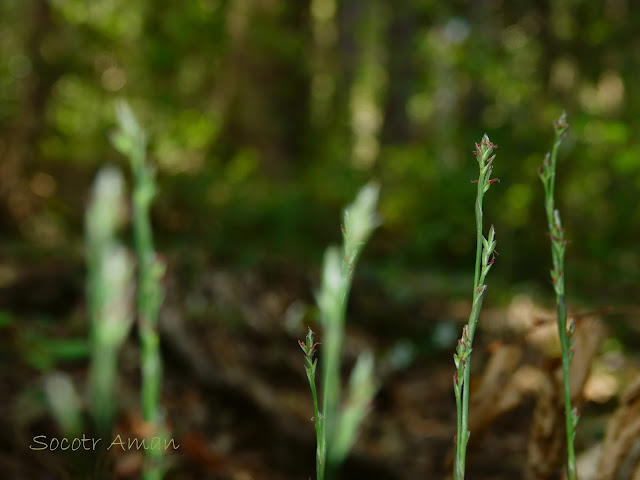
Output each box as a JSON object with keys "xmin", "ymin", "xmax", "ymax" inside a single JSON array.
[{"xmin": 1, "ymin": 254, "xmax": 634, "ymax": 480}]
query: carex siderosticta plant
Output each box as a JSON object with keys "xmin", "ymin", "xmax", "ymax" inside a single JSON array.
[
  {"xmin": 453, "ymin": 135, "xmax": 499, "ymax": 480},
  {"xmin": 300, "ymin": 183, "xmax": 380, "ymax": 480},
  {"xmin": 539, "ymin": 112, "xmax": 578, "ymax": 480},
  {"xmin": 84, "ymin": 101, "xmax": 169, "ymax": 479},
  {"xmin": 86, "ymin": 165, "xmax": 134, "ymax": 438},
  {"xmin": 110, "ymin": 100, "xmax": 168, "ymax": 480}
]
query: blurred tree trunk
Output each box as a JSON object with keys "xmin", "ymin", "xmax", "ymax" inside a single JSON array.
[
  {"xmin": 217, "ymin": 0, "xmax": 311, "ymax": 178},
  {"xmin": 303, "ymin": 0, "xmax": 365, "ymax": 172},
  {"xmin": 328, "ymin": 0, "xmax": 363, "ymax": 159},
  {"xmin": 537, "ymin": 0, "xmax": 555, "ymax": 95},
  {"xmin": 0, "ymin": 0, "xmax": 59, "ymax": 232},
  {"xmin": 381, "ymin": 1, "xmax": 416, "ymax": 145},
  {"xmin": 334, "ymin": 0, "xmax": 361, "ymax": 113}
]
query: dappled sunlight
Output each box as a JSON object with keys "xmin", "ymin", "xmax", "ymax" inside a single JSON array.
[{"xmin": 579, "ymin": 70, "xmax": 625, "ymax": 115}]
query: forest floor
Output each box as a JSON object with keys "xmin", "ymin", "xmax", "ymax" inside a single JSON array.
[{"xmin": 1, "ymin": 251, "xmax": 638, "ymax": 480}]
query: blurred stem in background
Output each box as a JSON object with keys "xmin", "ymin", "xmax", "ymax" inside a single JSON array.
[
  {"xmin": 453, "ymin": 135, "xmax": 498, "ymax": 480},
  {"xmin": 539, "ymin": 112, "xmax": 578, "ymax": 480},
  {"xmin": 111, "ymin": 101, "xmax": 167, "ymax": 480},
  {"xmin": 86, "ymin": 166, "xmax": 134, "ymax": 436},
  {"xmin": 44, "ymin": 372, "xmax": 84, "ymax": 437},
  {"xmin": 303, "ymin": 182, "xmax": 379, "ymax": 480}
]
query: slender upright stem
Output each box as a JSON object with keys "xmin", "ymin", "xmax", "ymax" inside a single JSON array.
[
  {"xmin": 453, "ymin": 135, "xmax": 498, "ymax": 480},
  {"xmin": 305, "ymin": 183, "xmax": 379, "ymax": 480},
  {"xmin": 313, "ymin": 385, "xmax": 326, "ymax": 480},
  {"xmin": 86, "ymin": 168, "xmax": 133, "ymax": 436},
  {"xmin": 131, "ymin": 128, "xmax": 166, "ymax": 480},
  {"xmin": 112, "ymin": 102, "xmax": 166, "ymax": 480},
  {"xmin": 299, "ymin": 329, "xmax": 325, "ymax": 480},
  {"xmin": 539, "ymin": 112, "xmax": 577, "ymax": 480},
  {"xmin": 321, "ymin": 272, "xmax": 350, "ymax": 475},
  {"xmin": 132, "ymin": 161, "xmax": 163, "ymax": 427}
]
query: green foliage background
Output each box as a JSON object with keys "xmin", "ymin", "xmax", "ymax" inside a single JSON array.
[{"xmin": 2, "ymin": 0, "xmax": 639, "ymax": 302}]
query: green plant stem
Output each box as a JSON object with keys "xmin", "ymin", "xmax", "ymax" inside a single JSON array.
[
  {"xmin": 540, "ymin": 112, "xmax": 576, "ymax": 480},
  {"xmin": 322, "ymin": 288, "xmax": 348, "ymax": 463},
  {"xmin": 86, "ymin": 168, "xmax": 133, "ymax": 437},
  {"xmin": 112, "ymin": 101, "xmax": 166, "ymax": 480},
  {"xmin": 132, "ymin": 144, "xmax": 166, "ymax": 480},
  {"xmin": 300, "ymin": 329, "xmax": 325, "ymax": 480},
  {"xmin": 320, "ymin": 248, "xmax": 354, "ymax": 480},
  {"xmin": 124, "ymin": 108, "xmax": 163, "ymax": 425},
  {"xmin": 310, "ymin": 183, "xmax": 379, "ymax": 480},
  {"xmin": 558, "ymin": 296, "xmax": 576, "ymax": 480},
  {"xmin": 453, "ymin": 135, "xmax": 498, "ymax": 480},
  {"xmin": 89, "ymin": 345, "xmax": 119, "ymax": 435},
  {"xmin": 455, "ymin": 293, "xmax": 484, "ymax": 477},
  {"xmin": 312, "ymin": 382, "xmax": 325, "ymax": 480},
  {"xmin": 133, "ymin": 194, "xmax": 162, "ymax": 424}
]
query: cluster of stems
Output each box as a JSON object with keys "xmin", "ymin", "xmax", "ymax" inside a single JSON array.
[
  {"xmin": 301, "ymin": 183, "xmax": 379, "ymax": 480},
  {"xmin": 112, "ymin": 101, "xmax": 167, "ymax": 480},
  {"xmin": 539, "ymin": 112, "xmax": 578, "ymax": 480},
  {"xmin": 453, "ymin": 135, "xmax": 499, "ymax": 480}
]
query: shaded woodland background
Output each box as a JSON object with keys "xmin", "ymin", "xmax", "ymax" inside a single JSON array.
[{"xmin": 1, "ymin": 0, "xmax": 640, "ymax": 479}]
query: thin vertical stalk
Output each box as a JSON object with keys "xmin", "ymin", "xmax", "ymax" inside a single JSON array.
[
  {"xmin": 539, "ymin": 112, "xmax": 577, "ymax": 480},
  {"xmin": 453, "ymin": 135, "xmax": 499, "ymax": 480},
  {"xmin": 112, "ymin": 101, "xmax": 166, "ymax": 480},
  {"xmin": 303, "ymin": 183, "xmax": 380, "ymax": 480},
  {"xmin": 86, "ymin": 167, "xmax": 133, "ymax": 436},
  {"xmin": 299, "ymin": 328, "xmax": 325, "ymax": 480}
]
